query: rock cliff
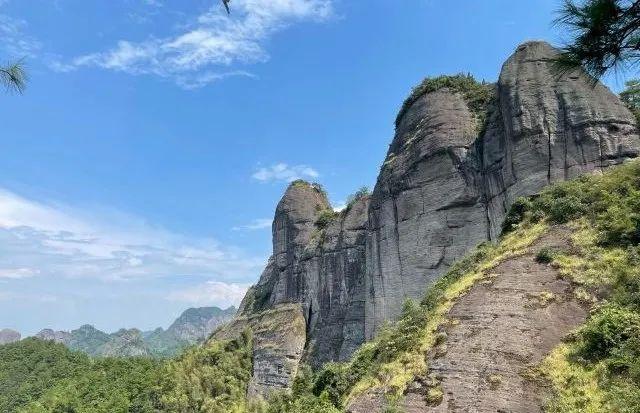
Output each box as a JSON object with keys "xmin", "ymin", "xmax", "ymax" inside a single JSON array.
[
  {"xmin": 224, "ymin": 40, "xmax": 640, "ymax": 396},
  {"xmin": 364, "ymin": 40, "xmax": 639, "ymax": 336}
]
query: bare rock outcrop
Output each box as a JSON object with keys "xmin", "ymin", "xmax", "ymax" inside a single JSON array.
[
  {"xmin": 0, "ymin": 328, "xmax": 20, "ymax": 344},
  {"xmin": 363, "ymin": 40, "xmax": 639, "ymax": 339},
  {"xmin": 213, "ymin": 303, "xmax": 307, "ymax": 398},
  {"xmin": 221, "ymin": 40, "xmax": 640, "ymax": 395},
  {"xmin": 236, "ymin": 181, "xmax": 369, "ymax": 369},
  {"xmin": 484, "ymin": 41, "xmax": 640, "ymax": 239}
]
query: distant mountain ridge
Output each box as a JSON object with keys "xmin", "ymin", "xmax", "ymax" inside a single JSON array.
[{"xmin": 32, "ymin": 306, "xmax": 236, "ymax": 357}]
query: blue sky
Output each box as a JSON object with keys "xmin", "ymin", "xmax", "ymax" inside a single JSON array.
[{"xmin": 0, "ymin": 0, "xmax": 629, "ymax": 336}]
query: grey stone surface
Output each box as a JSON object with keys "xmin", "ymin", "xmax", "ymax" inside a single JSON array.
[
  {"xmin": 34, "ymin": 328, "xmax": 72, "ymax": 344},
  {"xmin": 348, "ymin": 228, "xmax": 588, "ymax": 413},
  {"xmin": 213, "ymin": 303, "xmax": 307, "ymax": 399},
  {"xmin": 226, "ymin": 40, "xmax": 640, "ymax": 394},
  {"xmin": 237, "ymin": 181, "xmax": 369, "ymax": 367},
  {"xmin": 0, "ymin": 328, "xmax": 21, "ymax": 344},
  {"xmin": 364, "ymin": 40, "xmax": 639, "ymax": 339}
]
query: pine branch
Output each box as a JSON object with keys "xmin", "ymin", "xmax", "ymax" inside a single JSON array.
[{"xmin": 0, "ymin": 60, "xmax": 27, "ymax": 94}]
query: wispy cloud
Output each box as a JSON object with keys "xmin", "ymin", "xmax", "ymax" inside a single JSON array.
[
  {"xmin": 0, "ymin": 267, "xmax": 40, "ymax": 279},
  {"xmin": 0, "ymin": 291, "xmax": 59, "ymax": 303},
  {"xmin": 0, "ymin": 188, "xmax": 265, "ymax": 282},
  {"xmin": 54, "ymin": 0, "xmax": 333, "ymax": 88},
  {"xmin": 142, "ymin": 0, "xmax": 163, "ymax": 7},
  {"xmin": 0, "ymin": 4, "xmax": 40, "ymax": 58},
  {"xmin": 167, "ymin": 280, "xmax": 250, "ymax": 308},
  {"xmin": 252, "ymin": 163, "xmax": 319, "ymax": 183},
  {"xmin": 232, "ymin": 218, "xmax": 272, "ymax": 231}
]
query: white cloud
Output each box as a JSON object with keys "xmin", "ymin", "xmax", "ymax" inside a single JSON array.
[
  {"xmin": 167, "ymin": 280, "xmax": 250, "ymax": 308},
  {"xmin": 55, "ymin": 0, "xmax": 333, "ymax": 88},
  {"xmin": 0, "ymin": 188, "xmax": 265, "ymax": 282},
  {"xmin": 332, "ymin": 200, "xmax": 346, "ymax": 212},
  {"xmin": 0, "ymin": 267, "xmax": 39, "ymax": 279},
  {"xmin": 0, "ymin": 6, "xmax": 41, "ymax": 58},
  {"xmin": 0, "ymin": 291, "xmax": 59, "ymax": 303},
  {"xmin": 175, "ymin": 70, "xmax": 256, "ymax": 90},
  {"xmin": 252, "ymin": 163, "xmax": 319, "ymax": 183},
  {"xmin": 232, "ymin": 218, "xmax": 272, "ymax": 231}
]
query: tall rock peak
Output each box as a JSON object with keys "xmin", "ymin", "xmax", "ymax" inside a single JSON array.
[
  {"xmin": 273, "ymin": 180, "xmax": 331, "ymax": 256},
  {"xmin": 222, "ymin": 40, "xmax": 640, "ymax": 396}
]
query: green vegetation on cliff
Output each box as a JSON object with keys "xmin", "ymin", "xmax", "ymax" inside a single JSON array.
[
  {"xmin": 395, "ymin": 73, "xmax": 494, "ymax": 130},
  {"xmin": 262, "ymin": 220, "xmax": 546, "ymax": 411},
  {"xmin": 155, "ymin": 330, "xmax": 254, "ymax": 413}
]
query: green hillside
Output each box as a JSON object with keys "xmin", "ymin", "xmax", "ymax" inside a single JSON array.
[{"xmin": 3, "ymin": 161, "xmax": 640, "ymax": 412}]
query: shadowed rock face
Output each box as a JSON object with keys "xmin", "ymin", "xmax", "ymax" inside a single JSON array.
[
  {"xmin": 365, "ymin": 89, "xmax": 487, "ymax": 338},
  {"xmin": 225, "ymin": 41, "xmax": 640, "ymax": 395},
  {"xmin": 237, "ymin": 181, "xmax": 369, "ymax": 367}
]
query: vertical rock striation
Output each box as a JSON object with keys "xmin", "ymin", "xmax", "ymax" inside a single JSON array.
[
  {"xmin": 484, "ymin": 41, "xmax": 639, "ymax": 239},
  {"xmin": 222, "ymin": 41, "xmax": 640, "ymax": 395},
  {"xmin": 235, "ymin": 181, "xmax": 369, "ymax": 367},
  {"xmin": 364, "ymin": 40, "xmax": 639, "ymax": 339}
]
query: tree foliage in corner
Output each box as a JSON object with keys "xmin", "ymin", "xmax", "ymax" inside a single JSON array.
[
  {"xmin": 555, "ymin": 0, "xmax": 640, "ymax": 78},
  {"xmin": 621, "ymin": 78, "xmax": 640, "ymax": 124},
  {"xmin": 1, "ymin": 60, "xmax": 27, "ymax": 94}
]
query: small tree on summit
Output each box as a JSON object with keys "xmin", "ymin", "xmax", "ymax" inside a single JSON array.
[{"xmin": 0, "ymin": 60, "xmax": 27, "ymax": 94}]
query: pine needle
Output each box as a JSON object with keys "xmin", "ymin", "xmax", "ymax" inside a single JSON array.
[{"xmin": 0, "ymin": 60, "xmax": 27, "ymax": 94}]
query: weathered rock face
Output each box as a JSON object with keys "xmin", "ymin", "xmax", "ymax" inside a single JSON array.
[
  {"xmin": 365, "ymin": 89, "xmax": 488, "ymax": 338},
  {"xmin": 484, "ymin": 41, "xmax": 640, "ymax": 239},
  {"xmin": 225, "ymin": 40, "xmax": 640, "ymax": 395},
  {"xmin": 237, "ymin": 181, "xmax": 369, "ymax": 367},
  {"xmin": 0, "ymin": 328, "xmax": 21, "ymax": 345},
  {"xmin": 364, "ymin": 40, "xmax": 640, "ymax": 338},
  {"xmin": 214, "ymin": 303, "xmax": 307, "ymax": 398},
  {"xmin": 35, "ymin": 329, "xmax": 72, "ymax": 344}
]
